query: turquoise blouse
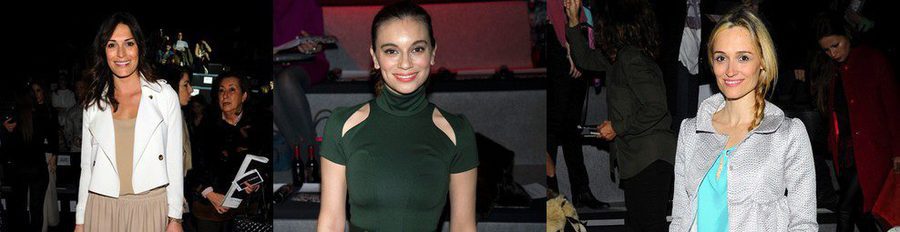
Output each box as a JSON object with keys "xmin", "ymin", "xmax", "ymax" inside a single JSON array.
[{"xmin": 697, "ymin": 147, "xmax": 734, "ymax": 231}]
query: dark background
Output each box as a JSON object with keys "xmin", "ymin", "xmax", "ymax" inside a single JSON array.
[
  {"xmin": 2, "ymin": 0, "xmax": 271, "ymax": 94},
  {"xmin": 0, "ymin": 2, "xmax": 272, "ymax": 231}
]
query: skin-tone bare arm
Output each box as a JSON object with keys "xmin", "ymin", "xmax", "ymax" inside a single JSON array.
[
  {"xmin": 449, "ymin": 168, "xmax": 478, "ymax": 232},
  {"xmin": 317, "ymin": 157, "xmax": 347, "ymax": 232}
]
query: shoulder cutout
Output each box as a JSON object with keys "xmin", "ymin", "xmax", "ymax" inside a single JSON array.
[
  {"xmin": 342, "ymin": 103, "xmax": 370, "ymax": 137},
  {"xmin": 432, "ymin": 108, "xmax": 457, "ymax": 145}
]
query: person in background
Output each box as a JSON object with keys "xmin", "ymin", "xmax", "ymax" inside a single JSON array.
[
  {"xmin": 545, "ymin": 0, "xmax": 610, "ymax": 209},
  {"xmin": 162, "ymin": 65, "xmax": 195, "ymax": 176},
  {"xmin": 52, "ymin": 76, "xmax": 77, "ymax": 111},
  {"xmin": 191, "ymin": 73, "xmax": 267, "ymax": 232},
  {"xmin": 3, "ymin": 81, "xmax": 56, "ymax": 232},
  {"xmin": 54, "ymin": 76, "xmax": 79, "ymax": 153},
  {"xmin": 64, "ymin": 79, "xmax": 88, "ymax": 152},
  {"xmin": 812, "ymin": 11, "xmax": 900, "ymax": 232},
  {"xmin": 272, "ymin": 0, "xmax": 329, "ymax": 186},
  {"xmin": 189, "ymin": 95, "xmax": 207, "ymax": 130},
  {"xmin": 655, "ymin": 0, "xmax": 715, "ymax": 134},
  {"xmin": 162, "ymin": 65, "xmax": 197, "ymax": 230},
  {"xmin": 565, "ymin": 0, "xmax": 677, "ymax": 230},
  {"xmin": 161, "ymin": 41, "xmax": 177, "ymax": 65},
  {"xmin": 194, "ymin": 40, "xmax": 213, "ymax": 73},
  {"xmin": 175, "ymin": 32, "xmax": 193, "ymax": 68},
  {"xmin": 274, "ymin": 0, "xmax": 330, "ymax": 87}
]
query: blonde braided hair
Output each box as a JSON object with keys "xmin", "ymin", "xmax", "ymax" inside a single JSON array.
[{"xmin": 708, "ymin": 7, "xmax": 778, "ymax": 131}]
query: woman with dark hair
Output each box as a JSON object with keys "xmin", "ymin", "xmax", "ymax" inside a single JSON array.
[
  {"xmin": 317, "ymin": 1, "xmax": 478, "ymax": 231},
  {"xmin": 161, "ymin": 65, "xmax": 195, "ymax": 176},
  {"xmin": 1, "ymin": 81, "xmax": 57, "ymax": 231},
  {"xmin": 190, "ymin": 72, "xmax": 268, "ymax": 232},
  {"xmin": 564, "ymin": 0, "xmax": 675, "ymax": 230},
  {"xmin": 75, "ymin": 12, "xmax": 184, "ymax": 232},
  {"xmin": 812, "ymin": 11, "xmax": 900, "ymax": 232},
  {"xmin": 160, "ymin": 65, "xmax": 195, "ymax": 229}
]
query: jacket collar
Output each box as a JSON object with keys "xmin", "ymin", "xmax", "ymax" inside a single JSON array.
[
  {"xmin": 139, "ymin": 72, "xmax": 163, "ymax": 93},
  {"xmin": 88, "ymin": 72, "xmax": 165, "ymax": 173},
  {"xmin": 694, "ymin": 93, "xmax": 784, "ymax": 134},
  {"xmin": 100, "ymin": 72, "xmax": 162, "ymax": 96}
]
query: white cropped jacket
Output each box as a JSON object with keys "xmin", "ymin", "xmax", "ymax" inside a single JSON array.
[{"xmin": 76, "ymin": 76, "xmax": 183, "ymax": 224}]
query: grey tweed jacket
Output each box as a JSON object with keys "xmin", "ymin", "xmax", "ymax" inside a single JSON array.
[{"xmin": 669, "ymin": 94, "xmax": 818, "ymax": 231}]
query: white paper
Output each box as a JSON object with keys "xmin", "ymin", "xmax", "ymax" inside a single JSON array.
[
  {"xmin": 232, "ymin": 169, "xmax": 264, "ymax": 191},
  {"xmin": 222, "ymin": 154, "xmax": 269, "ymax": 208}
]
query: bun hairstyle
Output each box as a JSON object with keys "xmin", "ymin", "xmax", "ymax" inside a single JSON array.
[
  {"xmin": 708, "ymin": 7, "xmax": 778, "ymax": 131},
  {"xmin": 370, "ymin": 1, "xmax": 435, "ymax": 95}
]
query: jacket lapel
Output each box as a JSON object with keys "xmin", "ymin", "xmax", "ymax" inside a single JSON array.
[
  {"xmin": 691, "ymin": 94, "xmax": 726, "ymax": 180},
  {"xmin": 89, "ymin": 106, "xmax": 118, "ymax": 174},
  {"xmin": 132, "ymin": 76, "xmax": 164, "ymax": 169},
  {"xmin": 688, "ymin": 133, "xmax": 725, "ymax": 191},
  {"xmin": 687, "ymin": 94, "xmax": 786, "ymax": 193}
]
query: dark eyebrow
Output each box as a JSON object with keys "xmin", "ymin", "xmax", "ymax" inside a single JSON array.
[
  {"xmin": 379, "ymin": 40, "xmax": 430, "ymax": 49},
  {"xmin": 380, "ymin": 43, "xmax": 397, "ymax": 49},
  {"xmin": 107, "ymin": 38, "xmax": 136, "ymax": 43}
]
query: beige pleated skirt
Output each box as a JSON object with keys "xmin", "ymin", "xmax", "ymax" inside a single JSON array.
[{"xmin": 84, "ymin": 187, "xmax": 168, "ymax": 232}]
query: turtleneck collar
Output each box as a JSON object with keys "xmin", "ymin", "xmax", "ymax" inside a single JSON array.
[{"xmin": 375, "ymin": 86, "xmax": 428, "ymax": 117}]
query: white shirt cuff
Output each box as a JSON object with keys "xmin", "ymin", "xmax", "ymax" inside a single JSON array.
[{"xmin": 201, "ymin": 187, "xmax": 214, "ymax": 198}]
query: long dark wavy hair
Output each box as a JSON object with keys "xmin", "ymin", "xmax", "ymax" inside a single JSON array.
[
  {"xmin": 370, "ymin": 1, "xmax": 436, "ymax": 95},
  {"xmin": 15, "ymin": 83, "xmax": 37, "ymax": 143},
  {"xmin": 594, "ymin": 0, "xmax": 660, "ymax": 61},
  {"xmin": 811, "ymin": 11, "xmax": 854, "ymax": 115},
  {"xmin": 82, "ymin": 12, "xmax": 157, "ymax": 111}
]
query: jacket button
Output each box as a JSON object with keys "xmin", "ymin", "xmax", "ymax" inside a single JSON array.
[
  {"xmin": 149, "ymin": 95, "xmax": 153, "ymax": 99},
  {"xmin": 158, "ymin": 154, "xmax": 164, "ymax": 160}
]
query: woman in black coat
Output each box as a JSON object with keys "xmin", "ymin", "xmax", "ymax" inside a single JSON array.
[{"xmin": 1, "ymin": 82, "xmax": 57, "ymax": 231}]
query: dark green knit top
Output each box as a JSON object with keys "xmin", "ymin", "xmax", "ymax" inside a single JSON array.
[{"xmin": 320, "ymin": 87, "xmax": 479, "ymax": 231}]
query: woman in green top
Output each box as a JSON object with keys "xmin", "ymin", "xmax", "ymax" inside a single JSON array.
[{"xmin": 317, "ymin": 2, "xmax": 479, "ymax": 231}]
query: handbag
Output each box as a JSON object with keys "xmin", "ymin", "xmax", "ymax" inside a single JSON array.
[
  {"xmin": 231, "ymin": 182, "xmax": 272, "ymax": 232},
  {"xmin": 872, "ymin": 171, "xmax": 900, "ymax": 226},
  {"xmin": 232, "ymin": 214, "xmax": 273, "ymax": 232},
  {"xmin": 548, "ymin": 196, "xmax": 587, "ymax": 232}
]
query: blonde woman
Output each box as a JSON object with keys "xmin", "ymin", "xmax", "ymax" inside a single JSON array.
[{"xmin": 669, "ymin": 8, "xmax": 817, "ymax": 231}]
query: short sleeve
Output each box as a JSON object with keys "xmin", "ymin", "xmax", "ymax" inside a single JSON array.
[
  {"xmin": 449, "ymin": 115, "xmax": 479, "ymax": 173},
  {"xmin": 320, "ymin": 107, "xmax": 348, "ymax": 165}
]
